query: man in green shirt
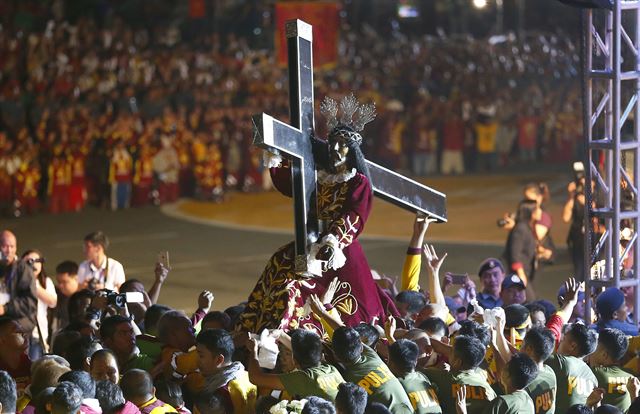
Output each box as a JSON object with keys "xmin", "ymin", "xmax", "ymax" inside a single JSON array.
[
  {"xmin": 388, "ymin": 339, "xmax": 441, "ymax": 413},
  {"xmin": 521, "ymin": 327, "xmax": 557, "ymax": 414},
  {"xmin": 457, "ymin": 353, "xmax": 537, "ymax": 414},
  {"xmin": 137, "ymin": 304, "xmax": 171, "ymax": 361},
  {"xmin": 248, "ymin": 329, "xmax": 344, "ymax": 401},
  {"xmin": 546, "ymin": 323, "xmax": 598, "ymax": 414},
  {"xmin": 100, "ymin": 315, "xmax": 156, "ymax": 373},
  {"xmin": 589, "ymin": 328, "xmax": 637, "ymax": 412},
  {"xmin": 425, "ymin": 335, "xmax": 497, "ymax": 414},
  {"xmin": 331, "ymin": 327, "xmax": 413, "ymax": 414}
]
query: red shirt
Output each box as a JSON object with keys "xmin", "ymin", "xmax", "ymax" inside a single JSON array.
[
  {"xmin": 546, "ymin": 314, "xmax": 564, "ymax": 349},
  {"xmin": 0, "ymin": 353, "xmax": 31, "ymax": 394},
  {"xmin": 443, "ymin": 119, "xmax": 465, "ymax": 151},
  {"xmin": 517, "ymin": 117, "xmax": 539, "ymax": 149}
]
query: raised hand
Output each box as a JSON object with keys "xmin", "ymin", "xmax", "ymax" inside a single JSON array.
[
  {"xmin": 423, "ymin": 244, "xmax": 448, "ymax": 275},
  {"xmin": 628, "ymin": 377, "xmax": 640, "ymax": 400},
  {"xmin": 247, "ymin": 335, "xmax": 259, "ymax": 356},
  {"xmin": 198, "ymin": 290, "xmax": 214, "ymax": 312},
  {"xmin": 560, "ymin": 277, "xmax": 583, "ymax": 307},
  {"xmin": 414, "ymin": 214, "xmax": 437, "ymax": 236},
  {"xmin": 155, "ymin": 262, "xmax": 169, "ymax": 284},
  {"xmin": 495, "ymin": 313, "xmax": 506, "ymax": 333},
  {"xmin": 443, "ymin": 273, "xmax": 453, "ymax": 291},
  {"xmin": 586, "ymin": 388, "xmax": 604, "ymax": 408},
  {"xmin": 384, "ymin": 315, "xmax": 397, "ymax": 343}
]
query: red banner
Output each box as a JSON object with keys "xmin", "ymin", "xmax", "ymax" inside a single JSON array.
[{"xmin": 275, "ymin": 1, "xmax": 340, "ymax": 68}]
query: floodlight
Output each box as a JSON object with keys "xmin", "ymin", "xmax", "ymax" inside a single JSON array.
[{"xmin": 473, "ymin": 0, "xmax": 488, "ymax": 9}]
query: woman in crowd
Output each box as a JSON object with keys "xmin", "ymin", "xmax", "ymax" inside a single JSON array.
[
  {"xmin": 504, "ymin": 200, "xmax": 540, "ymax": 298},
  {"xmin": 21, "ymin": 249, "xmax": 57, "ymax": 359}
]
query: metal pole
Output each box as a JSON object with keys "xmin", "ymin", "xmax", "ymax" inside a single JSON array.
[
  {"xmin": 613, "ymin": 1, "xmax": 622, "ymax": 286},
  {"xmin": 635, "ymin": 4, "xmax": 640, "ymax": 325},
  {"xmin": 517, "ymin": 0, "xmax": 525, "ymax": 38},
  {"xmin": 496, "ymin": 0, "xmax": 504, "ymax": 34},
  {"xmin": 584, "ymin": 0, "xmax": 640, "ymax": 325},
  {"xmin": 584, "ymin": 8, "xmax": 594, "ymax": 325}
]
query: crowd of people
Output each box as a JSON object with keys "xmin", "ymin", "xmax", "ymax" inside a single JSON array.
[
  {"xmin": 0, "ymin": 3, "xmax": 583, "ymax": 216},
  {"xmin": 0, "ymin": 213, "xmax": 639, "ymax": 414}
]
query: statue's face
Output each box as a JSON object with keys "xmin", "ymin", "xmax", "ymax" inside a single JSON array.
[{"xmin": 328, "ymin": 134, "xmax": 349, "ymax": 172}]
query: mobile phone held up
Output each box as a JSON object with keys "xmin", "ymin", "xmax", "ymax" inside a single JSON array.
[
  {"xmin": 449, "ymin": 273, "xmax": 469, "ymax": 285},
  {"xmin": 157, "ymin": 251, "xmax": 170, "ymax": 269}
]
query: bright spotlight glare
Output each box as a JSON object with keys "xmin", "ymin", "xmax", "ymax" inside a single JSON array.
[{"xmin": 473, "ymin": 0, "xmax": 488, "ymax": 8}]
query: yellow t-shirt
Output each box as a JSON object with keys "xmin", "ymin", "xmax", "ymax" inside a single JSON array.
[
  {"xmin": 228, "ymin": 370, "xmax": 258, "ymax": 414},
  {"xmin": 475, "ymin": 123, "xmax": 498, "ymax": 153}
]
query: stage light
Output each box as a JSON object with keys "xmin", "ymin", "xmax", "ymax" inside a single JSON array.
[
  {"xmin": 473, "ymin": 0, "xmax": 488, "ymax": 8},
  {"xmin": 556, "ymin": 0, "xmax": 613, "ymax": 9}
]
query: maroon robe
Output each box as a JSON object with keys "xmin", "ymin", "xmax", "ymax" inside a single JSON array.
[{"xmin": 238, "ymin": 165, "xmax": 399, "ymax": 335}]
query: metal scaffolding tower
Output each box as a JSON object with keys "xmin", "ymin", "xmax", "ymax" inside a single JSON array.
[{"xmin": 584, "ymin": 1, "xmax": 640, "ymax": 323}]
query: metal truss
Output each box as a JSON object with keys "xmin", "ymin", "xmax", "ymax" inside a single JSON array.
[{"xmin": 584, "ymin": 1, "xmax": 640, "ymax": 323}]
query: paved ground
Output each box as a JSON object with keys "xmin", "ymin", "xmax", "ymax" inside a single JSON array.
[{"xmin": 5, "ymin": 170, "xmax": 576, "ymax": 313}]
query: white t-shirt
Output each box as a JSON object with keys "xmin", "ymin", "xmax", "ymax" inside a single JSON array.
[
  {"xmin": 33, "ymin": 277, "xmax": 57, "ymax": 343},
  {"xmin": 77, "ymin": 257, "xmax": 126, "ymax": 291}
]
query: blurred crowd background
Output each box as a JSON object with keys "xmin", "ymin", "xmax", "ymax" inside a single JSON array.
[{"xmin": 0, "ymin": 0, "xmax": 583, "ymax": 215}]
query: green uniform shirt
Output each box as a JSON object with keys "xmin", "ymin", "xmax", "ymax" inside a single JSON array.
[
  {"xmin": 342, "ymin": 344, "xmax": 413, "ymax": 414},
  {"xmin": 398, "ymin": 371, "xmax": 442, "ymax": 414},
  {"xmin": 123, "ymin": 351, "xmax": 156, "ymax": 372},
  {"xmin": 524, "ymin": 365, "xmax": 556, "ymax": 414},
  {"xmin": 483, "ymin": 389, "xmax": 535, "ymax": 414},
  {"xmin": 279, "ymin": 363, "xmax": 345, "ymax": 401},
  {"xmin": 137, "ymin": 337, "xmax": 163, "ymax": 362},
  {"xmin": 425, "ymin": 367, "xmax": 497, "ymax": 414},
  {"xmin": 592, "ymin": 365, "xmax": 635, "ymax": 412},
  {"xmin": 546, "ymin": 354, "xmax": 597, "ymax": 414}
]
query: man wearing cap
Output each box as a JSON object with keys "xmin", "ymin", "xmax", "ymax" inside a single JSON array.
[
  {"xmin": 500, "ymin": 274, "xmax": 527, "ymax": 307},
  {"xmin": 476, "ymin": 259, "xmax": 505, "ymax": 310},
  {"xmin": 592, "ymin": 287, "xmax": 638, "ymax": 336},
  {"xmin": 504, "ymin": 304, "xmax": 531, "ymax": 346}
]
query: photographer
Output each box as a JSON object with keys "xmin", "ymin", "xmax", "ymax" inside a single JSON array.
[
  {"xmin": 21, "ymin": 249, "xmax": 57, "ymax": 359},
  {"xmin": 0, "ymin": 231, "xmax": 38, "ymax": 336},
  {"xmin": 78, "ymin": 231, "xmax": 126, "ymax": 291},
  {"xmin": 499, "ymin": 182, "xmax": 555, "ymax": 264},
  {"xmin": 504, "ymin": 200, "xmax": 540, "ymax": 292},
  {"xmin": 525, "ymin": 182, "xmax": 555, "ymax": 264},
  {"xmin": 563, "ymin": 178, "xmax": 586, "ymax": 281}
]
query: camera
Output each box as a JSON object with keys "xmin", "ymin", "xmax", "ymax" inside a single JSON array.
[
  {"xmin": 26, "ymin": 257, "xmax": 44, "ymax": 268},
  {"xmin": 497, "ymin": 214, "xmax": 515, "ymax": 228},
  {"xmin": 573, "ymin": 161, "xmax": 585, "ymax": 193},
  {"xmin": 98, "ymin": 289, "xmax": 144, "ymax": 308}
]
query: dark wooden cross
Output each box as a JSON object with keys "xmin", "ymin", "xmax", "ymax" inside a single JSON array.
[{"xmin": 252, "ymin": 19, "xmax": 447, "ymax": 275}]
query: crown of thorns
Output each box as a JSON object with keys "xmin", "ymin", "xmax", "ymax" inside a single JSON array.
[{"xmin": 320, "ymin": 94, "xmax": 376, "ymax": 145}]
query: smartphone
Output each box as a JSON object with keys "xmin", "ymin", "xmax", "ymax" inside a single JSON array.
[
  {"xmin": 125, "ymin": 292, "xmax": 144, "ymax": 303},
  {"xmin": 449, "ymin": 273, "xmax": 469, "ymax": 285},
  {"xmin": 157, "ymin": 251, "xmax": 170, "ymax": 269}
]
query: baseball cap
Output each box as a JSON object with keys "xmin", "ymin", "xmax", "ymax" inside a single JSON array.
[
  {"xmin": 596, "ymin": 287, "xmax": 625, "ymax": 320},
  {"xmin": 501, "ymin": 274, "xmax": 526, "ymax": 290},
  {"xmin": 478, "ymin": 258, "xmax": 505, "ymax": 276},
  {"xmin": 504, "ymin": 304, "xmax": 531, "ymax": 329}
]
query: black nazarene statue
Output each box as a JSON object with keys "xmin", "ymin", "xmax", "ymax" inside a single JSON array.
[{"xmin": 238, "ymin": 95, "xmax": 400, "ymax": 335}]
